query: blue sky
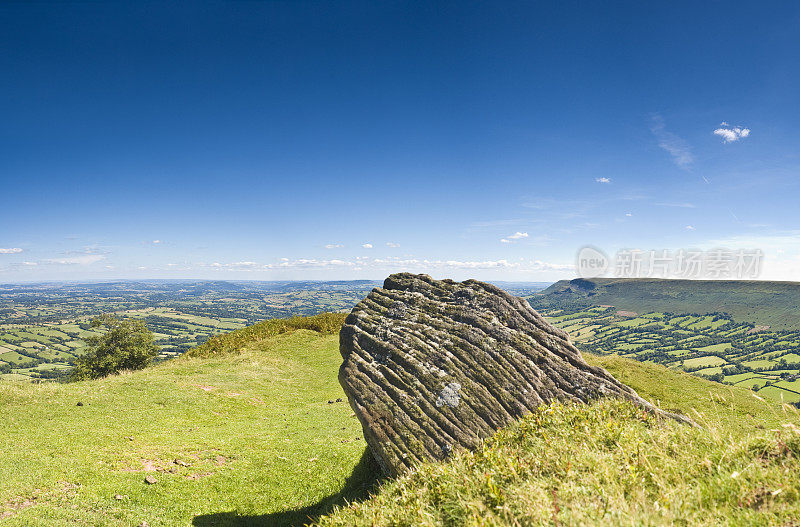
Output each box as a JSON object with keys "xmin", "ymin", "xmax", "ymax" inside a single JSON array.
[{"xmin": 2, "ymin": 2, "xmax": 799, "ymax": 282}]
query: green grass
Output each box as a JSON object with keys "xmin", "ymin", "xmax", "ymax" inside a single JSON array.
[
  {"xmin": 317, "ymin": 398, "xmax": 800, "ymax": 526},
  {"xmin": 0, "ymin": 329, "xmax": 373, "ymax": 526},
  {"xmin": 319, "ymin": 353, "xmax": 800, "ymax": 526},
  {"xmin": 3, "ymin": 316, "xmax": 800, "ymax": 526}
]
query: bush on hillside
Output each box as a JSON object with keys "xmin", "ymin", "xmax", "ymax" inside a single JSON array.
[
  {"xmin": 186, "ymin": 312, "xmax": 347, "ymax": 358},
  {"xmin": 69, "ymin": 315, "xmax": 159, "ymax": 381}
]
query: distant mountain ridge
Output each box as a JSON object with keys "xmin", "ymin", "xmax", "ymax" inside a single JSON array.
[{"xmin": 533, "ymin": 277, "xmax": 800, "ymax": 330}]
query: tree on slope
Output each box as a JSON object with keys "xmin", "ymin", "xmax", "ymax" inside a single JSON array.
[{"xmin": 70, "ymin": 315, "xmax": 159, "ymax": 381}]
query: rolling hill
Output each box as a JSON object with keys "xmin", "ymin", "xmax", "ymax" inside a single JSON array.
[
  {"xmin": 534, "ymin": 278, "xmax": 800, "ymax": 330},
  {"xmin": 1, "ymin": 315, "xmax": 799, "ymax": 525}
]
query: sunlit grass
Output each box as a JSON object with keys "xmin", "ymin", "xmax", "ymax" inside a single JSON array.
[{"xmin": 318, "ymin": 397, "xmax": 800, "ymax": 526}]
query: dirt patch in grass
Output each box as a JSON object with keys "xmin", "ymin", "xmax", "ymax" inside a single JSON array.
[
  {"xmin": 0, "ymin": 482, "xmax": 78, "ymax": 519},
  {"xmin": 0, "ymin": 496, "xmax": 36, "ymax": 519}
]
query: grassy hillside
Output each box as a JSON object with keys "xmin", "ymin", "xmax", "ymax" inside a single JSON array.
[
  {"xmin": 0, "ymin": 328, "xmax": 375, "ymax": 526},
  {"xmin": 318, "ymin": 355, "xmax": 800, "ymax": 526},
  {"xmin": 535, "ymin": 278, "xmax": 800, "ymax": 330},
  {"xmin": 2, "ymin": 316, "xmax": 799, "ymax": 526}
]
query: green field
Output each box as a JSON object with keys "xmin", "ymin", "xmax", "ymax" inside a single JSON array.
[{"xmin": 1, "ymin": 317, "xmax": 799, "ymax": 526}]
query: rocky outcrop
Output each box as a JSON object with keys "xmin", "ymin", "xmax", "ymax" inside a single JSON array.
[{"xmin": 338, "ymin": 273, "xmax": 691, "ymax": 476}]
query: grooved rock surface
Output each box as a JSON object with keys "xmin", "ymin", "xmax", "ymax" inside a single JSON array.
[{"xmin": 339, "ymin": 273, "xmax": 688, "ymax": 476}]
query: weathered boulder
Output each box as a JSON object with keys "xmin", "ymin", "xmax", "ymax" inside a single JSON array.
[{"xmin": 339, "ymin": 273, "xmax": 690, "ymax": 476}]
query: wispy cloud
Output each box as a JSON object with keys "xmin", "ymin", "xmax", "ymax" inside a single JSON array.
[
  {"xmin": 324, "ymin": 244, "xmax": 343, "ymax": 249},
  {"xmin": 361, "ymin": 243, "xmax": 373, "ymax": 249},
  {"xmin": 685, "ymin": 225, "xmax": 696, "ymax": 230},
  {"xmin": 595, "ymin": 177, "xmax": 611, "ymax": 184},
  {"xmin": 713, "ymin": 123, "xmax": 750, "ymax": 143},
  {"xmin": 386, "ymin": 242, "xmax": 400, "ymax": 248},
  {"xmin": 650, "ymin": 114, "xmax": 694, "ymax": 168},
  {"xmin": 500, "ymin": 232, "xmax": 529, "ymax": 244},
  {"xmin": 44, "ymin": 254, "xmax": 106, "ymax": 265},
  {"xmin": 0, "ymin": 248, "xmax": 23, "ymax": 254}
]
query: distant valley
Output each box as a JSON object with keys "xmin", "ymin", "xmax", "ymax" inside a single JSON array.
[{"xmin": 0, "ymin": 280, "xmax": 379, "ymax": 380}]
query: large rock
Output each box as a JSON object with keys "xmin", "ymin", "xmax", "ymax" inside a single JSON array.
[{"xmin": 339, "ymin": 273, "xmax": 690, "ymax": 476}]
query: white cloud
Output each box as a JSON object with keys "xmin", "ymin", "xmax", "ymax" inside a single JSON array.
[
  {"xmin": 362, "ymin": 243, "xmax": 373, "ymax": 249},
  {"xmin": 386, "ymin": 242, "xmax": 400, "ymax": 248},
  {"xmin": 500, "ymin": 231, "xmax": 529, "ymax": 243},
  {"xmin": 650, "ymin": 114, "xmax": 694, "ymax": 168},
  {"xmin": 22, "ymin": 261, "xmax": 37, "ymax": 266},
  {"xmin": 44, "ymin": 254, "xmax": 106, "ymax": 265},
  {"xmin": 230, "ymin": 261, "xmax": 259, "ymax": 268},
  {"xmin": 324, "ymin": 244, "xmax": 344, "ymax": 249},
  {"xmin": 152, "ymin": 240, "xmax": 162, "ymax": 244},
  {"xmin": 625, "ymin": 213, "xmax": 633, "ymax": 217},
  {"xmin": 0, "ymin": 248, "xmax": 22, "ymax": 254},
  {"xmin": 595, "ymin": 177, "xmax": 611, "ymax": 184},
  {"xmin": 713, "ymin": 125, "xmax": 750, "ymax": 143},
  {"xmin": 685, "ymin": 225, "xmax": 696, "ymax": 230}
]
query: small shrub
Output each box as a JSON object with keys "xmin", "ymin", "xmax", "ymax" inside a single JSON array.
[{"xmin": 69, "ymin": 315, "xmax": 159, "ymax": 381}]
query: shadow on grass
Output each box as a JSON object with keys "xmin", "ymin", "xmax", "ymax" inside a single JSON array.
[{"xmin": 192, "ymin": 448, "xmax": 383, "ymax": 527}]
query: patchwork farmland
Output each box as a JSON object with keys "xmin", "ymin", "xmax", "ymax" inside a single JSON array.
[
  {"xmin": 0, "ymin": 280, "xmax": 378, "ymax": 381},
  {"xmin": 542, "ymin": 306, "xmax": 800, "ymax": 404}
]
